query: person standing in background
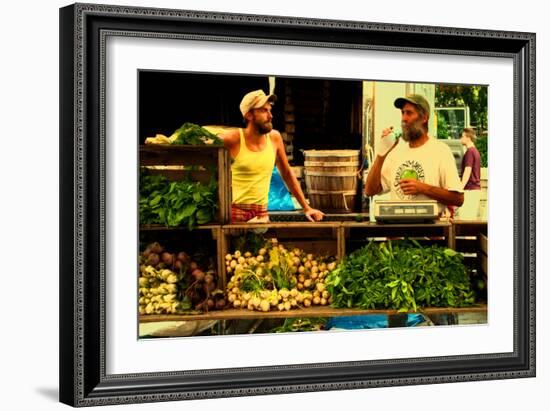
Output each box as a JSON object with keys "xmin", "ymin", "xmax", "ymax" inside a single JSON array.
[{"xmin": 458, "ymin": 127, "xmax": 482, "ymax": 220}]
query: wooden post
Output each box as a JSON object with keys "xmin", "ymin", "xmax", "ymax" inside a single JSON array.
[
  {"xmin": 219, "ymin": 228, "xmax": 229, "ymax": 289},
  {"xmin": 337, "ymin": 225, "xmax": 346, "ymax": 260},
  {"xmin": 479, "ymin": 233, "xmax": 488, "ymax": 277},
  {"xmin": 218, "ymin": 147, "xmax": 231, "ymax": 224},
  {"xmin": 447, "ymin": 223, "xmax": 456, "ymax": 249},
  {"xmin": 212, "ymin": 226, "xmax": 225, "ymax": 290}
]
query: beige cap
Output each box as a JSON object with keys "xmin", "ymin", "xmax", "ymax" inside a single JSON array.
[{"xmin": 239, "ymin": 89, "xmax": 277, "ymax": 117}]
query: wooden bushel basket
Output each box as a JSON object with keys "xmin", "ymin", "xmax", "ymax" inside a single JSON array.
[{"xmin": 303, "ymin": 150, "xmax": 360, "ymax": 213}]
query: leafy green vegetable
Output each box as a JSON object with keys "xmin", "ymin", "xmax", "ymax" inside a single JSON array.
[
  {"xmin": 231, "ymin": 232, "xmax": 266, "ymax": 256},
  {"xmin": 270, "ymin": 318, "xmax": 327, "ymax": 333},
  {"xmin": 325, "ymin": 240, "xmax": 476, "ymax": 312},
  {"xmin": 139, "ymin": 169, "xmax": 218, "ymax": 230},
  {"xmin": 171, "ymin": 123, "xmax": 223, "ymax": 146},
  {"xmin": 239, "ymin": 269, "xmax": 270, "ymax": 293}
]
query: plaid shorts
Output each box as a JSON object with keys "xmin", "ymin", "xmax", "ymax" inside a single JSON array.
[{"xmin": 231, "ymin": 203, "xmax": 268, "ymax": 222}]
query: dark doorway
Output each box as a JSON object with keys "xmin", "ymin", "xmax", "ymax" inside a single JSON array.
[{"xmin": 138, "ymin": 71, "xmax": 269, "ymax": 143}]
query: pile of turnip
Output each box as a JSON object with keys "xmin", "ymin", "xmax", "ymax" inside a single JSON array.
[
  {"xmin": 139, "ymin": 264, "xmax": 182, "ymax": 314},
  {"xmin": 138, "ymin": 241, "xmax": 225, "ymax": 314},
  {"xmin": 225, "ymin": 239, "xmax": 336, "ymax": 312}
]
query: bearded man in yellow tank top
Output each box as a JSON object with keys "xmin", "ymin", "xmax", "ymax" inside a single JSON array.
[{"xmin": 221, "ymin": 89, "xmax": 325, "ymax": 223}]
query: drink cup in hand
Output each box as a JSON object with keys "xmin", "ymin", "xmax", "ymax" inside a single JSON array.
[{"xmin": 376, "ymin": 126, "xmax": 398, "ymax": 157}]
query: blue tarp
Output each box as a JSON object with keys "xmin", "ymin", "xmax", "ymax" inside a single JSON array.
[
  {"xmin": 268, "ymin": 167, "xmax": 296, "ymax": 211},
  {"xmin": 325, "ymin": 314, "xmax": 425, "ymax": 330}
]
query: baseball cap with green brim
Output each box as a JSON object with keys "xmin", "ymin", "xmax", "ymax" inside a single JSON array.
[{"xmin": 394, "ymin": 94, "xmax": 430, "ymax": 116}]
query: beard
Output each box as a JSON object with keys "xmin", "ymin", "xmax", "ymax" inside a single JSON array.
[
  {"xmin": 401, "ymin": 119, "xmax": 425, "ymax": 142},
  {"xmin": 252, "ymin": 118, "xmax": 273, "ymax": 134}
]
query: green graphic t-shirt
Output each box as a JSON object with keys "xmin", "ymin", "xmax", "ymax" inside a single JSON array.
[{"xmin": 380, "ymin": 137, "xmax": 463, "ymax": 214}]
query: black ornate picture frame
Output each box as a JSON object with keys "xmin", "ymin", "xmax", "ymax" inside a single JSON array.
[{"xmin": 59, "ymin": 3, "xmax": 535, "ymax": 407}]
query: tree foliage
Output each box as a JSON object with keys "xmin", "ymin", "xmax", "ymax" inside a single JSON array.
[
  {"xmin": 475, "ymin": 135, "xmax": 488, "ymax": 168},
  {"xmin": 435, "ymin": 85, "xmax": 488, "ymax": 132},
  {"xmin": 435, "ymin": 85, "xmax": 488, "ymax": 167}
]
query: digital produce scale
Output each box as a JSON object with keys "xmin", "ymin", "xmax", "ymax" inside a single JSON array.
[{"xmin": 373, "ymin": 200, "xmax": 439, "ymax": 223}]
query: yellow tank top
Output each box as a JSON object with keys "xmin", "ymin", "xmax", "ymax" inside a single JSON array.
[{"xmin": 231, "ymin": 128, "xmax": 276, "ymax": 205}]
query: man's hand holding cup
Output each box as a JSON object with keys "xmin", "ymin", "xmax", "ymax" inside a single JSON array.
[{"xmin": 376, "ymin": 126, "xmax": 399, "ymax": 158}]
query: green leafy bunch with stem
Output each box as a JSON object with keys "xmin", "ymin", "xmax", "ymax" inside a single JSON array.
[
  {"xmin": 325, "ymin": 240, "xmax": 476, "ymax": 312},
  {"xmin": 139, "ymin": 169, "xmax": 218, "ymax": 230},
  {"xmin": 171, "ymin": 123, "xmax": 223, "ymax": 146},
  {"xmin": 267, "ymin": 246, "xmax": 297, "ymax": 291}
]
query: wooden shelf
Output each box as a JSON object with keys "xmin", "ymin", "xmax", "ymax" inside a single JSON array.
[
  {"xmin": 140, "ymin": 144, "xmax": 224, "ymax": 152},
  {"xmin": 342, "ymin": 221, "xmax": 452, "ymax": 228},
  {"xmin": 140, "ymin": 224, "xmax": 220, "ymax": 231},
  {"xmin": 453, "ymin": 220, "xmax": 488, "ymax": 236},
  {"xmin": 223, "ymin": 221, "xmax": 454, "ymax": 229},
  {"xmin": 452, "ymin": 219, "xmax": 488, "ymax": 225},
  {"xmin": 223, "ymin": 221, "xmax": 342, "ymax": 229},
  {"xmin": 139, "ymin": 220, "xmax": 477, "ymax": 232},
  {"xmin": 139, "ymin": 304, "xmax": 487, "ymax": 322},
  {"xmin": 139, "ymin": 145, "xmax": 490, "ymax": 330}
]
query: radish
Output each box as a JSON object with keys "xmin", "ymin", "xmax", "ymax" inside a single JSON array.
[
  {"xmin": 260, "ymin": 300, "xmax": 270, "ymax": 312},
  {"xmin": 191, "ymin": 269, "xmax": 205, "ymax": 282}
]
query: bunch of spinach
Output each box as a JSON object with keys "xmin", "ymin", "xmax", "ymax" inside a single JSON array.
[
  {"xmin": 140, "ymin": 169, "xmax": 218, "ymax": 230},
  {"xmin": 171, "ymin": 123, "xmax": 223, "ymax": 146},
  {"xmin": 325, "ymin": 240, "xmax": 476, "ymax": 312}
]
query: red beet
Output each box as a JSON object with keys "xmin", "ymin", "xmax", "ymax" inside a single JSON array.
[
  {"xmin": 146, "ymin": 253, "xmax": 159, "ymax": 267},
  {"xmin": 149, "ymin": 242, "xmax": 163, "ymax": 254},
  {"xmin": 161, "ymin": 252, "xmax": 174, "ymax": 266},
  {"xmin": 203, "ymin": 282, "xmax": 216, "ymax": 293},
  {"xmin": 177, "ymin": 251, "xmax": 190, "ymax": 263},
  {"xmin": 191, "ymin": 269, "xmax": 205, "ymax": 282}
]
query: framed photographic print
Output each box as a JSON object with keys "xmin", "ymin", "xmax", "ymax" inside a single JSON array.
[{"xmin": 59, "ymin": 2, "xmax": 535, "ymax": 407}]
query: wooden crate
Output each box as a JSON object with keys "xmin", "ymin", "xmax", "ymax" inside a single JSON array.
[
  {"xmin": 453, "ymin": 221, "xmax": 488, "ymax": 270},
  {"xmin": 138, "ymin": 221, "xmax": 489, "ymax": 326},
  {"xmin": 139, "ymin": 225, "xmax": 224, "ymax": 286},
  {"xmin": 140, "ymin": 145, "xmax": 231, "ymax": 224},
  {"xmin": 343, "ymin": 221, "xmax": 454, "ymax": 252},
  {"xmin": 138, "ymin": 225, "xmax": 226, "ymax": 320}
]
